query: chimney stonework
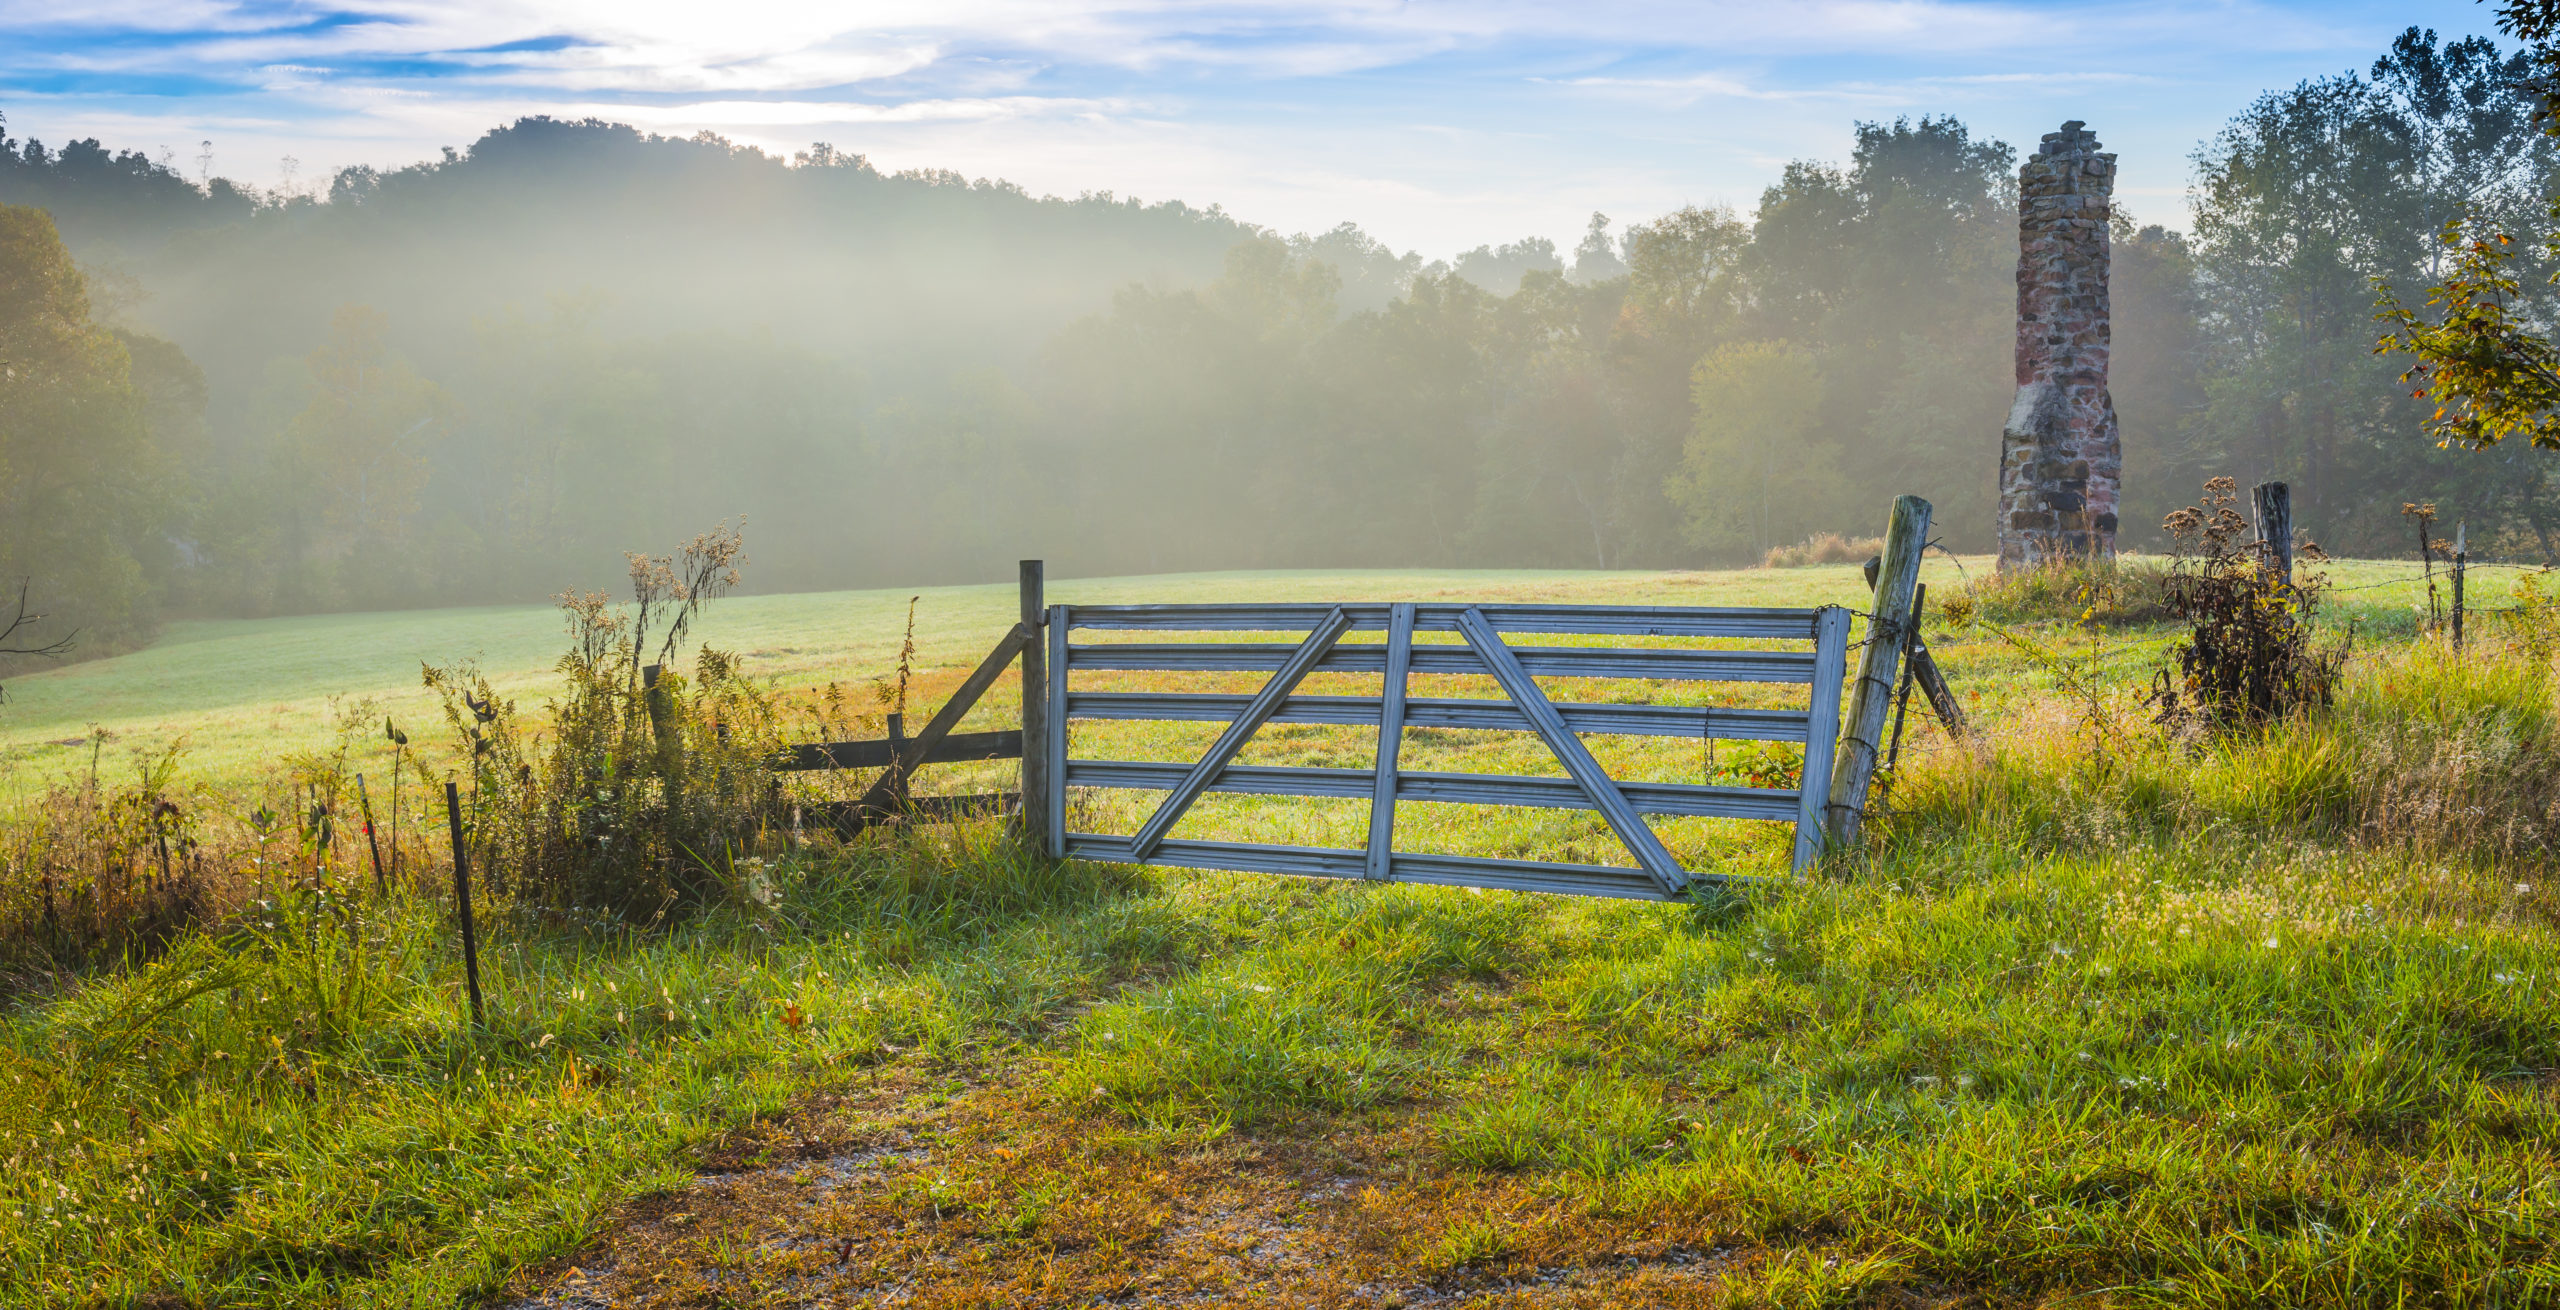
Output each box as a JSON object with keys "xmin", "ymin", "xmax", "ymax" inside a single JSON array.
[{"xmin": 1997, "ymin": 121, "xmax": 2120, "ymax": 569}]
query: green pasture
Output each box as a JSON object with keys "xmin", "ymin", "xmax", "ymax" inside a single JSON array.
[{"xmin": 9, "ymin": 553, "xmax": 2560, "ymax": 1306}]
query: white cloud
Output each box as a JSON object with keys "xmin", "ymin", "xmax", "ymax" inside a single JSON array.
[{"xmin": 0, "ymin": 0, "xmax": 2499, "ymax": 253}]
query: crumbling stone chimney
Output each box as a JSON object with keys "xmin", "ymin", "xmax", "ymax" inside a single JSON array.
[{"xmin": 1997, "ymin": 121, "xmax": 2119, "ymax": 569}]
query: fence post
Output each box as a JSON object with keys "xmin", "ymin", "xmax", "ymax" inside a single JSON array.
[
  {"xmin": 1826, "ymin": 494, "xmax": 1931, "ymax": 852},
  {"xmin": 2453, "ymin": 522, "xmax": 2467, "ymax": 653},
  {"xmin": 2252, "ymin": 481, "xmax": 2292, "ymax": 590},
  {"xmin": 884, "ymin": 712, "xmax": 910, "ymax": 816},
  {"xmin": 444, "ymin": 781, "xmax": 485, "ymax": 1027},
  {"xmin": 1019, "ymin": 560, "xmax": 1049, "ymax": 851}
]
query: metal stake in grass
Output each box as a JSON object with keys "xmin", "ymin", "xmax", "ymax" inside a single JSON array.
[
  {"xmin": 385, "ymin": 718, "xmax": 411, "ymax": 886},
  {"xmin": 445, "ymin": 780, "xmax": 486, "ymax": 1027},
  {"xmin": 355, "ymin": 772, "xmax": 386, "ymax": 895}
]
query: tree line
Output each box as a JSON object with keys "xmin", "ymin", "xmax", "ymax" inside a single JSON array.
[{"xmin": 0, "ymin": 26, "xmax": 2551, "ymax": 657}]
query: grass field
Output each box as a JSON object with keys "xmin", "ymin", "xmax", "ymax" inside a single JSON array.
[{"xmin": 8, "ymin": 555, "xmax": 2560, "ymax": 1308}]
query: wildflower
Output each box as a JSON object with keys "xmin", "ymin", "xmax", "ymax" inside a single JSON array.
[{"xmin": 2263, "ymin": 937, "xmax": 2280, "ymax": 949}]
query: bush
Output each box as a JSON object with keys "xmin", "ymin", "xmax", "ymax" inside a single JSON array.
[
  {"xmin": 2149, "ymin": 478, "xmax": 2346, "ymax": 731},
  {"xmin": 425, "ymin": 525, "xmax": 790, "ymax": 922}
]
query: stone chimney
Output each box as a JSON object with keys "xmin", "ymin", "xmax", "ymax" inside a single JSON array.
[{"xmin": 1997, "ymin": 121, "xmax": 2120, "ymax": 569}]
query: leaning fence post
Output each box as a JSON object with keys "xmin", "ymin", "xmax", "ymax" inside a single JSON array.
[
  {"xmin": 1019, "ymin": 560, "xmax": 1049, "ymax": 851},
  {"xmin": 444, "ymin": 781, "xmax": 485, "ymax": 1027},
  {"xmin": 2252, "ymin": 481, "xmax": 2292, "ymax": 591},
  {"xmin": 1883, "ymin": 582, "xmax": 1928, "ymax": 784},
  {"xmin": 1826, "ymin": 494, "xmax": 1931, "ymax": 851}
]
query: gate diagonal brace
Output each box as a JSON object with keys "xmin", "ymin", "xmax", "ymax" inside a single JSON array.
[
  {"xmin": 1455, "ymin": 607, "xmax": 1691, "ymax": 897},
  {"xmin": 856, "ymin": 621, "xmax": 1034, "ymax": 819},
  {"xmin": 1128, "ymin": 607, "xmax": 1355, "ymax": 860}
]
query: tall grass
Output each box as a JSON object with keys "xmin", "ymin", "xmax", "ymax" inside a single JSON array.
[
  {"xmin": 1940, "ymin": 553, "xmax": 2178, "ymax": 628},
  {"xmin": 1888, "ymin": 639, "xmax": 2560, "ymax": 871}
]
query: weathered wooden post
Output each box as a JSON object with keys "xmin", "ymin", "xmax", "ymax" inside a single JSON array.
[
  {"xmin": 1019, "ymin": 560, "xmax": 1049, "ymax": 851},
  {"xmin": 1827, "ymin": 494, "xmax": 1932, "ymax": 851},
  {"xmin": 444, "ymin": 781, "xmax": 485, "ymax": 1027},
  {"xmin": 2252, "ymin": 481, "xmax": 2292, "ymax": 590},
  {"xmin": 884, "ymin": 712, "xmax": 910, "ymax": 817},
  {"xmin": 2453, "ymin": 522, "xmax": 2468, "ymax": 653}
]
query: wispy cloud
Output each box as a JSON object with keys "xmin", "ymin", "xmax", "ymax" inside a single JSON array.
[{"xmin": 0, "ymin": 0, "xmax": 2499, "ymax": 253}]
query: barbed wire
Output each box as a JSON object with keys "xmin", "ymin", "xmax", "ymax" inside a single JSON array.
[{"xmin": 2319, "ymin": 563, "xmax": 2554, "ymax": 594}]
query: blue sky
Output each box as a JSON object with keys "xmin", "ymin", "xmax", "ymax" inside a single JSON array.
[{"xmin": 0, "ymin": 0, "xmax": 2510, "ymax": 258}]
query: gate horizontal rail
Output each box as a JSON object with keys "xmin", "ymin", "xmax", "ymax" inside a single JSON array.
[
  {"xmin": 1064, "ymin": 835, "xmax": 1671, "ymax": 901},
  {"xmin": 777, "ymin": 729, "xmax": 1022, "ymax": 772},
  {"xmin": 1067, "ymin": 603, "xmax": 1822, "ymax": 639},
  {"xmin": 1046, "ymin": 599, "xmax": 1853, "ymax": 898},
  {"xmin": 1066, "ymin": 760, "xmax": 1800, "ymax": 820},
  {"xmin": 1063, "ymin": 692, "xmax": 1811, "ymax": 741},
  {"xmin": 1066, "ymin": 643, "xmax": 1818, "ymax": 682}
]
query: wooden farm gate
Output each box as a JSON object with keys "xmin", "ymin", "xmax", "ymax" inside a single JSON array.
[{"xmin": 1042, "ymin": 600, "xmax": 1854, "ymax": 899}]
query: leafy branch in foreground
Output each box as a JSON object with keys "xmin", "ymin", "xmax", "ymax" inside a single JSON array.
[
  {"xmin": 2373, "ymin": 216, "xmax": 2560, "ymax": 450},
  {"xmin": 2369, "ymin": 1, "xmax": 2560, "ymax": 452}
]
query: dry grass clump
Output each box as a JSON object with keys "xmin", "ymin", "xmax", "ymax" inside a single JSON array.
[
  {"xmin": 0, "ymin": 751, "xmax": 226, "ymax": 986},
  {"xmin": 1937, "ymin": 554, "xmax": 2177, "ymax": 629},
  {"xmin": 0, "ymin": 721, "xmax": 451, "ymax": 988},
  {"xmin": 1758, "ymin": 533, "xmax": 1882, "ymax": 569}
]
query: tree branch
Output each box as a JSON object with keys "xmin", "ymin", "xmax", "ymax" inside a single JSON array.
[{"xmin": 0, "ymin": 578, "xmax": 76, "ymax": 659}]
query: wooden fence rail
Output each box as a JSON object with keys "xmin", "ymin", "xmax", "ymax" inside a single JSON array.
[{"xmin": 773, "ymin": 565, "xmax": 1045, "ymax": 837}]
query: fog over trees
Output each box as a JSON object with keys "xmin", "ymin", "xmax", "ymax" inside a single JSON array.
[{"xmin": 1, "ymin": 27, "xmax": 2553, "ymax": 652}]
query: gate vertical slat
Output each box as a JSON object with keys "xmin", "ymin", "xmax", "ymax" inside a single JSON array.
[
  {"xmin": 1129, "ymin": 607, "xmax": 1354, "ymax": 859},
  {"xmin": 1794, "ymin": 606, "xmax": 1851, "ymax": 873},
  {"xmin": 1046, "ymin": 603, "xmax": 1072, "ymax": 859},
  {"xmin": 1364, "ymin": 602, "xmax": 1416, "ymax": 880},
  {"xmin": 1456, "ymin": 607, "xmax": 1689, "ymax": 896}
]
